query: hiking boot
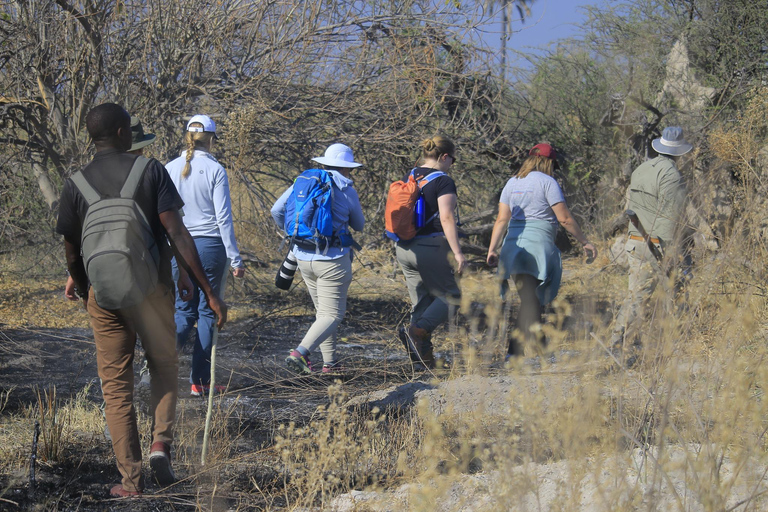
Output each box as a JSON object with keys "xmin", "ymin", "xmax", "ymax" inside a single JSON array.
[
  {"xmin": 285, "ymin": 350, "xmax": 313, "ymax": 375},
  {"xmin": 149, "ymin": 441, "xmax": 177, "ymax": 487},
  {"xmin": 110, "ymin": 484, "xmax": 142, "ymax": 497},
  {"xmin": 190, "ymin": 384, "xmax": 226, "ymax": 396},
  {"xmin": 398, "ymin": 326, "xmax": 419, "ymax": 363},
  {"xmin": 405, "ymin": 325, "xmax": 435, "ymax": 369},
  {"xmin": 419, "ymin": 339, "xmax": 435, "ymax": 369}
]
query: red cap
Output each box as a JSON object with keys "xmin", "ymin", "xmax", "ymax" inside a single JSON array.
[{"xmin": 529, "ymin": 143, "xmax": 557, "ymax": 160}]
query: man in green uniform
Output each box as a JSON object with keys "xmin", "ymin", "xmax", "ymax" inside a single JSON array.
[{"xmin": 610, "ymin": 126, "xmax": 692, "ymax": 364}]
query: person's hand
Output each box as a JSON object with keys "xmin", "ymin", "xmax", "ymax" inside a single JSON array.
[
  {"xmin": 454, "ymin": 252, "xmax": 468, "ymax": 274},
  {"xmin": 232, "ymin": 266, "xmax": 245, "ymax": 279},
  {"xmin": 177, "ymin": 273, "xmax": 194, "ymax": 302},
  {"xmin": 208, "ymin": 295, "xmax": 228, "ymax": 329},
  {"xmin": 583, "ymin": 242, "xmax": 597, "ymax": 263},
  {"xmin": 64, "ymin": 276, "xmax": 79, "ymax": 301},
  {"xmin": 487, "ymin": 251, "xmax": 499, "ymax": 267},
  {"xmin": 65, "ymin": 275, "xmax": 88, "ymax": 308}
]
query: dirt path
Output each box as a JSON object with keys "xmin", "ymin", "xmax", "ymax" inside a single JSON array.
[
  {"xmin": 0, "ymin": 260, "xmax": 615, "ymax": 510},
  {"xmin": 0, "ymin": 285, "xmax": 443, "ymax": 510}
]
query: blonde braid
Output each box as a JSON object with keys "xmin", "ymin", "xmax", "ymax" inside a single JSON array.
[
  {"xmin": 181, "ymin": 131, "xmax": 196, "ymax": 179},
  {"xmin": 181, "ymin": 127, "xmax": 213, "ymax": 179}
]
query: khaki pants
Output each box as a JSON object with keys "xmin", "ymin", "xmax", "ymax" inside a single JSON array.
[
  {"xmin": 612, "ymin": 239, "xmax": 672, "ymax": 347},
  {"xmin": 396, "ymin": 237, "xmax": 461, "ymax": 333},
  {"xmin": 297, "ymin": 256, "xmax": 353, "ymax": 364},
  {"xmin": 88, "ymin": 283, "xmax": 178, "ymax": 492}
]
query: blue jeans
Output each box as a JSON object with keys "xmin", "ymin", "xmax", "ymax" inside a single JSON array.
[{"xmin": 172, "ymin": 237, "xmax": 227, "ymax": 386}]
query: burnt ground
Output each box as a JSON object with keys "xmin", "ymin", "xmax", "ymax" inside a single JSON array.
[
  {"xmin": 0, "ymin": 264, "xmax": 614, "ymax": 511},
  {"xmin": 0, "ymin": 287, "xmax": 448, "ymax": 511}
]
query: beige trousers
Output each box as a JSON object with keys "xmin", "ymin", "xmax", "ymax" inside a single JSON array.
[
  {"xmin": 297, "ymin": 256, "xmax": 353, "ymax": 364},
  {"xmin": 88, "ymin": 283, "xmax": 178, "ymax": 492},
  {"xmin": 612, "ymin": 239, "xmax": 672, "ymax": 347}
]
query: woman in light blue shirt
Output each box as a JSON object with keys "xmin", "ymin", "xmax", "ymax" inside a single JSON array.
[
  {"xmin": 487, "ymin": 143, "xmax": 596, "ymax": 360},
  {"xmin": 271, "ymin": 143, "xmax": 365, "ymax": 374},
  {"xmin": 165, "ymin": 114, "xmax": 244, "ymax": 396}
]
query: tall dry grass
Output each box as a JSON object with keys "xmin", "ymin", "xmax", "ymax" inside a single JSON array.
[
  {"xmin": 4, "ymin": 98, "xmax": 768, "ymax": 509},
  {"xmin": 273, "ymin": 384, "xmax": 423, "ymax": 509},
  {"xmin": 0, "ymin": 381, "xmax": 103, "ymax": 471},
  {"xmin": 5, "ymin": 231, "xmax": 768, "ymax": 510}
]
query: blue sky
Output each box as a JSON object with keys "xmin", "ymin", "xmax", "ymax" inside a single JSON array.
[{"xmin": 482, "ymin": 0, "xmax": 599, "ymax": 58}]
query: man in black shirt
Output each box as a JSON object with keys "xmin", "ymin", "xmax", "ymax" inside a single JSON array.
[{"xmin": 56, "ymin": 103, "xmax": 227, "ymax": 497}]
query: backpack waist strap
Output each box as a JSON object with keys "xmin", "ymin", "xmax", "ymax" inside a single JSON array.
[{"xmin": 292, "ymin": 235, "xmax": 361, "ymax": 252}]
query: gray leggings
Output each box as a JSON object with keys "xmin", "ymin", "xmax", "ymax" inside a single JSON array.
[
  {"xmin": 297, "ymin": 256, "xmax": 353, "ymax": 364},
  {"xmin": 396, "ymin": 236, "xmax": 461, "ymax": 332}
]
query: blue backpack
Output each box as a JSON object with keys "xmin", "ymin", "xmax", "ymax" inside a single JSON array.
[{"xmin": 284, "ymin": 169, "xmax": 335, "ymax": 249}]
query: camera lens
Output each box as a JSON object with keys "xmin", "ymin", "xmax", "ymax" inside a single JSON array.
[{"xmin": 275, "ymin": 251, "xmax": 298, "ymax": 290}]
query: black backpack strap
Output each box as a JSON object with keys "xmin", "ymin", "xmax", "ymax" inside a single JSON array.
[
  {"xmin": 70, "ymin": 171, "xmax": 102, "ymax": 206},
  {"xmin": 120, "ymin": 156, "xmax": 151, "ymax": 199}
]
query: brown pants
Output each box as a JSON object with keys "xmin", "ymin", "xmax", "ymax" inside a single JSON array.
[{"xmin": 88, "ymin": 283, "xmax": 178, "ymax": 492}]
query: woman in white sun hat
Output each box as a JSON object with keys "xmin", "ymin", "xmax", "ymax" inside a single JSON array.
[
  {"xmin": 271, "ymin": 143, "xmax": 365, "ymax": 375},
  {"xmin": 165, "ymin": 114, "xmax": 245, "ymax": 396}
]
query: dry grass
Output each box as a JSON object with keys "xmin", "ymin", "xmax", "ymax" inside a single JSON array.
[
  {"xmin": 3, "ymin": 241, "xmax": 768, "ymax": 510},
  {"xmin": 0, "ymin": 382, "xmax": 103, "ymax": 472},
  {"xmin": 5, "ymin": 172, "xmax": 768, "ymax": 510},
  {"xmin": 274, "ymin": 385, "xmax": 421, "ymax": 509},
  {"xmin": 0, "ymin": 275, "xmax": 89, "ymax": 329},
  {"xmin": 3, "ymin": 245, "xmax": 768, "ymax": 510}
]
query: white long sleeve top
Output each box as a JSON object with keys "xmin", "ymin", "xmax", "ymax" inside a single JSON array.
[{"xmin": 165, "ymin": 150, "xmax": 243, "ymax": 269}]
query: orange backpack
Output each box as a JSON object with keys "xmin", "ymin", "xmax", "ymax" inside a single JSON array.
[{"xmin": 384, "ymin": 169, "xmax": 445, "ymax": 242}]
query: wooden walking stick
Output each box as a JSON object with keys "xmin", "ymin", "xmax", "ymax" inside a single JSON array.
[{"xmin": 202, "ymin": 258, "xmax": 231, "ymax": 466}]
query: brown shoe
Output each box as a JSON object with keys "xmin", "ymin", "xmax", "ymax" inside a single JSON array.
[
  {"xmin": 110, "ymin": 484, "xmax": 142, "ymax": 497},
  {"xmin": 399, "ymin": 326, "xmax": 420, "ymax": 363},
  {"xmin": 420, "ymin": 343, "xmax": 435, "ymax": 369},
  {"xmin": 406, "ymin": 325, "xmax": 434, "ymax": 369}
]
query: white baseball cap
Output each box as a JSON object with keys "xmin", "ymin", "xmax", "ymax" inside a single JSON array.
[
  {"xmin": 186, "ymin": 115, "xmax": 217, "ymax": 138},
  {"xmin": 311, "ymin": 143, "xmax": 362, "ymax": 168}
]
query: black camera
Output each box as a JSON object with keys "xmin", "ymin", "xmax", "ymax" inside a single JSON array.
[{"xmin": 275, "ymin": 251, "xmax": 298, "ymax": 290}]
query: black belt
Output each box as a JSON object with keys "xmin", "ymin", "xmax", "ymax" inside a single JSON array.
[
  {"xmin": 292, "ymin": 238, "xmax": 333, "ymax": 251},
  {"xmin": 292, "ymin": 236, "xmax": 361, "ymax": 251}
]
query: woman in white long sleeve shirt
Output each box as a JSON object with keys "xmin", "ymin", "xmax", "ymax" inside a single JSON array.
[{"xmin": 165, "ymin": 114, "xmax": 244, "ymax": 396}]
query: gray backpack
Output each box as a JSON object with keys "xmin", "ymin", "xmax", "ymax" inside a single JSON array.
[{"xmin": 70, "ymin": 156, "xmax": 159, "ymax": 309}]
